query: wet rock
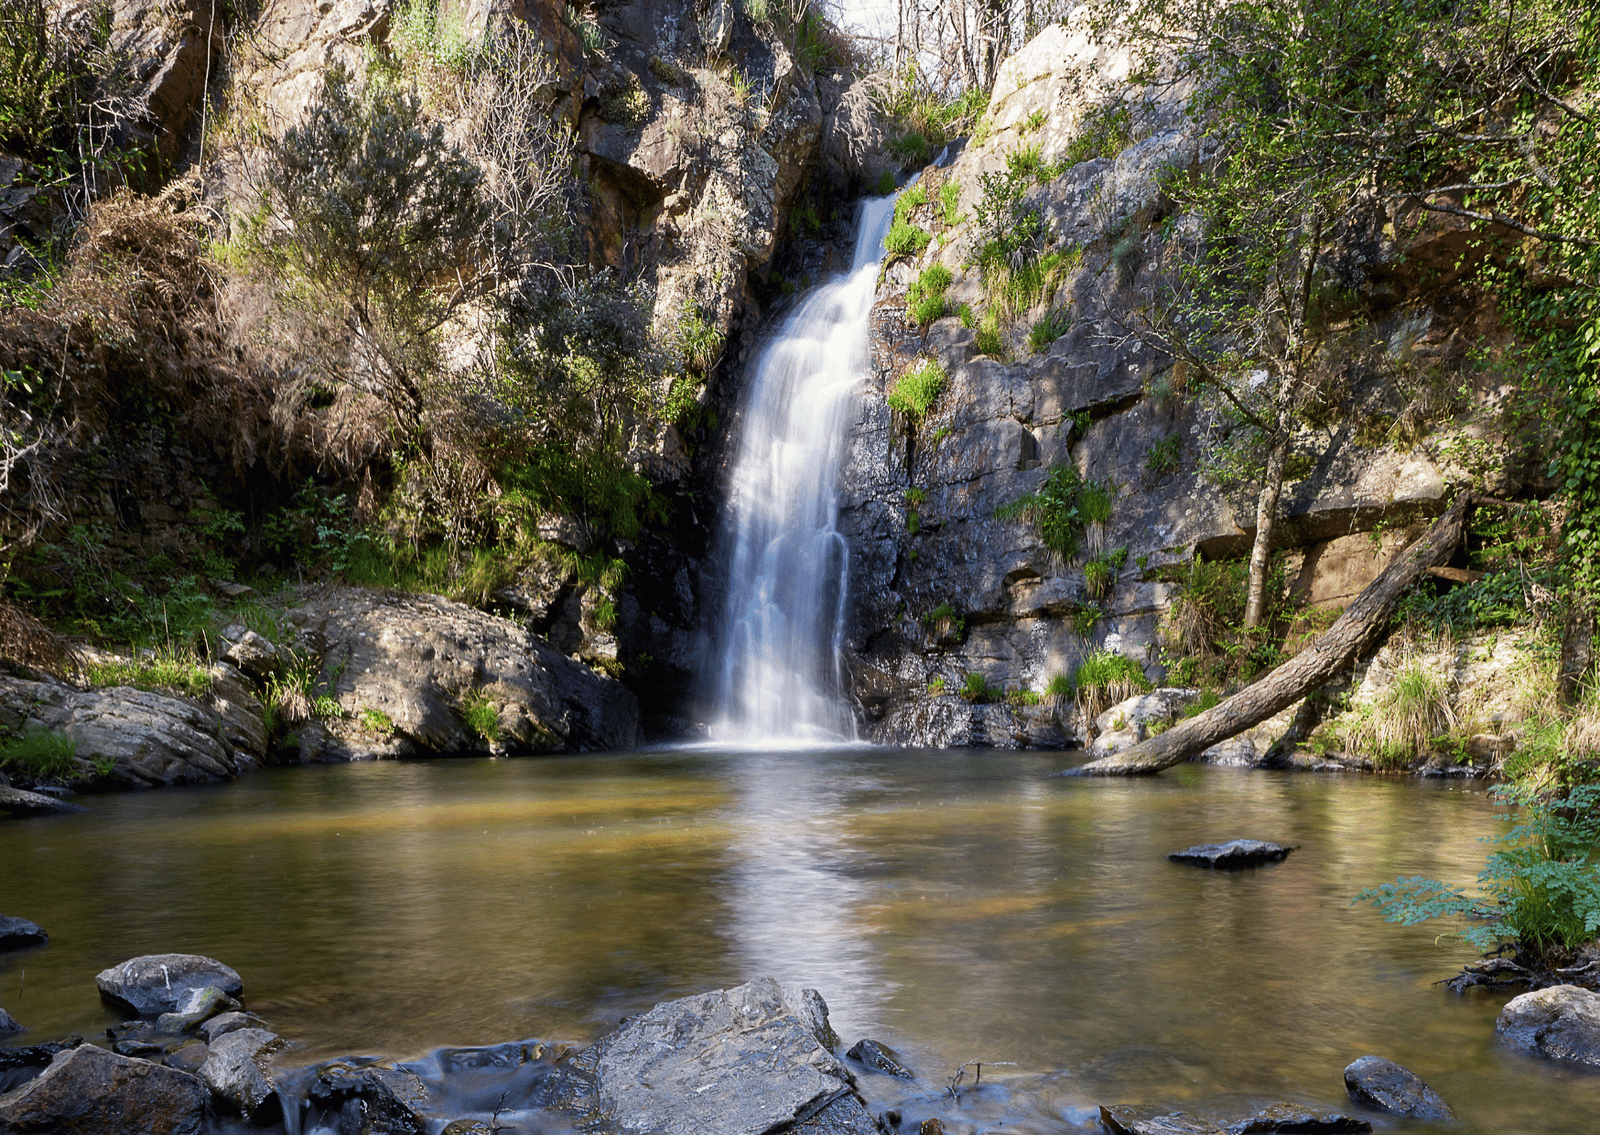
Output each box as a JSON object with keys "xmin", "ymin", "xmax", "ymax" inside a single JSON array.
[
  {"xmin": 555, "ymin": 976, "xmax": 877, "ymax": 1135},
  {"xmin": 0, "ymin": 1007, "xmax": 21, "ymax": 1036},
  {"xmin": 1342, "ymin": 1055, "xmax": 1452, "ymax": 1119},
  {"xmin": 155, "ymin": 985, "xmax": 242, "ymax": 1033},
  {"xmin": 845, "ymin": 1039, "xmax": 913, "ymax": 1078},
  {"xmin": 1168, "ymin": 840, "xmax": 1292, "ymax": 868},
  {"xmin": 1223, "ymin": 1104, "xmax": 1372, "ymax": 1134},
  {"xmin": 108, "ymin": 1019, "xmax": 172, "ymax": 1059},
  {"xmin": 199, "ymin": 1010, "xmax": 270, "ymax": 1043},
  {"xmin": 0, "ymin": 1036, "xmax": 81, "ymax": 1093},
  {"xmin": 201, "ymin": 1027, "xmax": 285, "ymax": 1117},
  {"xmin": 0, "ymin": 915, "xmax": 47, "ymax": 950},
  {"xmin": 96, "ymin": 953, "xmax": 244, "ymax": 1017},
  {"xmin": 306, "ymin": 1061, "xmax": 429, "ymax": 1135},
  {"xmin": 0, "ymin": 1042, "xmax": 208, "ymax": 1135},
  {"xmin": 0, "ymin": 783, "xmax": 85, "ymax": 816},
  {"xmin": 166, "ymin": 1042, "xmax": 210, "ymax": 1074},
  {"xmin": 1100, "ymin": 1105, "xmax": 1224, "ymax": 1135},
  {"xmin": 786, "ymin": 984, "xmax": 843, "ymax": 1052},
  {"xmin": 1496, "ymin": 984, "xmax": 1600, "ymax": 1066}
]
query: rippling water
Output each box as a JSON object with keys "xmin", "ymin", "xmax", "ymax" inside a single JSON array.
[{"xmin": 1, "ymin": 752, "xmax": 1593, "ymax": 1131}]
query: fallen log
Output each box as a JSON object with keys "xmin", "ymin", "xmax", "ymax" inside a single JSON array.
[{"xmin": 1071, "ymin": 493, "xmax": 1470, "ymax": 775}]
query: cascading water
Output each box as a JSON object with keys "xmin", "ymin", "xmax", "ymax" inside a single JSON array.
[{"xmin": 708, "ymin": 194, "xmax": 899, "ymax": 742}]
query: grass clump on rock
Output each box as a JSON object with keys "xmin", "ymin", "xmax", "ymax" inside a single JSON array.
[
  {"xmin": 906, "ymin": 264, "xmax": 953, "ymax": 324},
  {"xmin": 887, "ymin": 359, "xmax": 946, "ymax": 419}
]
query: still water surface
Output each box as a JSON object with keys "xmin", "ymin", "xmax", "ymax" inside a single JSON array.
[{"xmin": 1, "ymin": 750, "xmax": 1594, "ymax": 1131}]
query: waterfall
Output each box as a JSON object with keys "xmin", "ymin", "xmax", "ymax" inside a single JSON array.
[{"xmin": 708, "ymin": 194, "xmax": 899, "ymax": 743}]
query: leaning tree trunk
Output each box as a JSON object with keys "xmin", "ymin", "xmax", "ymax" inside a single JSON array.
[
  {"xmin": 1243, "ymin": 427, "xmax": 1290, "ymax": 628},
  {"xmin": 1073, "ymin": 494, "xmax": 1470, "ymax": 775}
]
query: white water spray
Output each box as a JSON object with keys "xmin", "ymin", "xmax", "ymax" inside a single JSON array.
[{"xmin": 709, "ymin": 195, "xmax": 899, "ymax": 742}]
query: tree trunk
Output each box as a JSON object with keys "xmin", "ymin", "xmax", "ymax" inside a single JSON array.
[
  {"xmin": 1243, "ymin": 427, "xmax": 1290, "ymax": 628},
  {"xmin": 1072, "ymin": 494, "xmax": 1470, "ymax": 775},
  {"xmin": 1560, "ymin": 597, "xmax": 1596, "ymax": 706}
]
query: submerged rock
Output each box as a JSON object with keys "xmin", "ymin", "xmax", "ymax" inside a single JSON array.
[
  {"xmin": 1100, "ymin": 1105, "xmax": 1223, "ymax": 1134},
  {"xmin": 0, "ymin": 1007, "xmax": 21, "ymax": 1037},
  {"xmin": 201, "ymin": 1027, "xmax": 285, "ymax": 1117},
  {"xmin": 0, "ymin": 916, "xmax": 47, "ymax": 950},
  {"xmin": 0, "ymin": 1036, "xmax": 82, "ymax": 1093},
  {"xmin": 0, "ymin": 784, "xmax": 84, "ymax": 816},
  {"xmin": 846, "ymin": 1038, "xmax": 915, "ymax": 1078},
  {"xmin": 554, "ymin": 976, "xmax": 878, "ymax": 1135},
  {"xmin": 1496, "ymin": 984, "xmax": 1600, "ymax": 1066},
  {"xmin": 0, "ymin": 1043, "xmax": 208, "ymax": 1135},
  {"xmin": 1167, "ymin": 840, "xmax": 1292, "ymax": 868},
  {"xmin": 1224, "ymin": 1103, "xmax": 1371, "ymax": 1134},
  {"xmin": 95, "ymin": 953, "xmax": 244, "ymax": 1017},
  {"xmin": 1342, "ymin": 1055, "xmax": 1451, "ymax": 1119}
]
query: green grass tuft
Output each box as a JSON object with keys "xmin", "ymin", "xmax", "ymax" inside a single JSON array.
[{"xmin": 887, "ymin": 359, "xmax": 947, "ymax": 418}]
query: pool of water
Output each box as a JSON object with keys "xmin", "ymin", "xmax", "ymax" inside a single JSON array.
[{"xmin": 1, "ymin": 749, "xmax": 1593, "ymax": 1132}]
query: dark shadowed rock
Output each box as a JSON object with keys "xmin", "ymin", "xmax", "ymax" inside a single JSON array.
[
  {"xmin": 95, "ymin": 953, "xmax": 243, "ymax": 1017},
  {"xmin": 1342, "ymin": 1055, "xmax": 1451, "ymax": 1119},
  {"xmin": 1496, "ymin": 984, "xmax": 1600, "ymax": 1066},
  {"xmin": 306, "ymin": 1061, "xmax": 428, "ymax": 1135},
  {"xmin": 554, "ymin": 976, "xmax": 877, "ymax": 1135},
  {"xmin": 166, "ymin": 1042, "xmax": 209, "ymax": 1075},
  {"xmin": 199, "ymin": 1010, "xmax": 270, "ymax": 1043},
  {"xmin": 0, "ymin": 1036, "xmax": 81, "ymax": 1093},
  {"xmin": 0, "ymin": 784, "xmax": 84, "ymax": 816},
  {"xmin": 0, "ymin": 1042, "xmax": 208, "ymax": 1135},
  {"xmin": 1224, "ymin": 1103, "xmax": 1372, "ymax": 1134},
  {"xmin": 155, "ymin": 985, "xmax": 241, "ymax": 1033},
  {"xmin": 1168, "ymin": 840, "xmax": 1292, "ymax": 868},
  {"xmin": 1101, "ymin": 1105, "xmax": 1224, "ymax": 1134},
  {"xmin": 0, "ymin": 916, "xmax": 47, "ymax": 951},
  {"xmin": 0, "ymin": 1008, "xmax": 20, "ymax": 1037},
  {"xmin": 201, "ymin": 1027, "xmax": 284, "ymax": 1116},
  {"xmin": 846, "ymin": 1038, "xmax": 914, "ymax": 1078}
]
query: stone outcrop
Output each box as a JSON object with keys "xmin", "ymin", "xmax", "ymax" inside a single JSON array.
[
  {"xmin": 283, "ymin": 585, "xmax": 641, "ymax": 756},
  {"xmin": 200, "ymin": 1027, "xmax": 286, "ymax": 1117},
  {"xmin": 1496, "ymin": 985, "xmax": 1600, "ymax": 1066},
  {"xmin": 836, "ymin": 18, "xmax": 1509, "ymax": 747},
  {"xmin": 0, "ymin": 1043, "xmax": 209, "ymax": 1135}
]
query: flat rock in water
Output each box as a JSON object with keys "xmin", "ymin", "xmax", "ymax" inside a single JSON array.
[
  {"xmin": 1168, "ymin": 840, "xmax": 1292, "ymax": 868},
  {"xmin": 0, "ymin": 784, "xmax": 84, "ymax": 816},
  {"xmin": 201, "ymin": 1027, "xmax": 284, "ymax": 1116},
  {"xmin": 1342, "ymin": 1055, "xmax": 1451, "ymax": 1119},
  {"xmin": 846, "ymin": 1038, "xmax": 914, "ymax": 1078},
  {"xmin": 0, "ymin": 1006, "xmax": 21, "ymax": 1036},
  {"xmin": 0, "ymin": 1042, "xmax": 208, "ymax": 1135},
  {"xmin": 1101, "ymin": 1105, "xmax": 1224, "ymax": 1134},
  {"xmin": 555, "ymin": 976, "xmax": 876, "ymax": 1135},
  {"xmin": 1496, "ymin": 983, "xmax": 1600, "ymax": 1066},
  {"xmin": 96, "ymin": 953, "xmax": 244, "ymax": 1017},
  {"xmin": 0, "ymin": 915, "xmax": 47, "ymax": 950},
  {"xmin": 1224, "ymin": 1103, "xmax": 1372, "ymax": 1133}
]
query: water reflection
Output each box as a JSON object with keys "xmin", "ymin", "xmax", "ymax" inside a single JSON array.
[{"xmin": 0, "ymin": 753, "xmax": 1592, "ymax": 1133}]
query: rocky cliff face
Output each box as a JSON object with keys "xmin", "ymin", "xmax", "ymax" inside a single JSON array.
[{"xmin": 834, "ymin": 19, "xmax": 1515, "ymax": 749}]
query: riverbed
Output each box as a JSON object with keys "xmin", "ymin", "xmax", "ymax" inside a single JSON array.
[{"xmin": 1, "ymin": 749, "xmax": 1592, "ymax": 1131}]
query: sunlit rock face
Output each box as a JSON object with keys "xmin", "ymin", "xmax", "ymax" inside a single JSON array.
[{"xmin": 833, "ymin": 18, "xmax": 1491, "ymax": 748}]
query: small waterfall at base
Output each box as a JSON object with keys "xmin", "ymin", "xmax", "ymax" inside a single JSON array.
[{"xmin": 708, "ymin": 194, "xmax": 899, "ymax": 743}]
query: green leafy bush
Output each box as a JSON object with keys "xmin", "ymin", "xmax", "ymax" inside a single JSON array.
[
  {"xmin": 1355, "ymin": 784, "xmax": 1600, "ymax": 961},
  {"xmin": 887, "ymin": 360, "xmax": 946, "ymax": 418},
  {"xmin": 885, "ymin": 219, "xmax": 933, "ymax": 257},
  {"xmin": 906, "ymin": 264, "xmax": 954, "ymax": 324},
  {"xmin": 994, "ymin": 463, "xmax": 1114, "ymax": 561}
]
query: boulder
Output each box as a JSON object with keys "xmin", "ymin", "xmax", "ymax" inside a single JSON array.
[
  {"xmin": 95, "ymin": 953, "xmax": 244, "ymax": 1017},
  {"xmin": 0, "ymin": 1007, "xmax": 20, "ymax": 1037},
  {"xmin": 1496, "ymin": 984, "xmax": 1600, "ymax": 1066},
  {"xmin": 1168, "ymin": 840, "xmax": 1292, "ymax": 869},
  {"xmin": 198, "ymin": 1010, "xmax": 270, "ymax": 1043},
  {"xmin": 0, "ymin": 916, "xmax": 47, "ymax": 950},
  {"xmin": 155, "ymin": 985, "xmax": 242, "ymax": 1033},
  {"xmin": 553, "ymin": 976, "xmax": 878, "ymax": 1135},
  {"xmin": 165, "ymin": 1042, "xmax": 209, "ymax": 1075},
  {"xmin": 1341, "ymin": 1055, "xmax": 1451, "ymax": 1119},
  {"xmin": 845, "ymin": 1039, "xmax": 913, "ymax": 1079},
  {"xmin": 305, "ymin": 1061, "xmax": 429, "ymax": 1135},
  {"xmin": 0, "ymin": 783, "xmax": 85, "ymax": 816},
  {"xmin": 1224, "ymin": 1104, "xmax": 1371, "ymax": 1134},
  {"xmin": 200, "ymin": 1027, "xmax": 285, "ymax": 1116},
  {"xmin": 286, "ymin": 586, "xmax": 642, "ymax": 755},
  {"xmin": 1100, "ymin": 1106, "xmax": 1223, "ymax": 1135},
  {"xmin": 0, "ymin": 1043, "xmax": 208, "ymax": 1135},
  {"xmin": 1090, "ymin": 690, "xmax": 1198, "ymax": 757},
  {"xmin": 219, "ymin": 625, "xmax": 282, "ymax": 680}
]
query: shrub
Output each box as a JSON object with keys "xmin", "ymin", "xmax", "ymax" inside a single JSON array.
[
  {"xmin": 1063, "ymin": 103, "xmax": 1132, "ymax": 166},
  {"xmin": 938, "ymin": 180, "xmax": 964, "ymax": 227},
  {"xmin": 1343, "ymin": 655, "xmax": 1457, "ymax": 769},
  {"xmin": 1355, "ymin": 783, "xmax": 1600, "ymax": 964},
  {"xmin": 924, "ymin": 602, "xmax": 963, "ymax": 638},
  {"xmin": 1145, "ymin": 434, "xmax": 1181, "ymax": 476},
  {"xmin": 1045, "ymin": 673, "xmax": 1074, "ymax": 703},
  {"xmin": 1074, "ymin": 650, "xmax": 1151, "ymax": 723},
  {"xmin": 1028, "ymin": 308, "xmax": 1071, "ymax": 353},
  {"xmin": 961, "ymin": 671, "xmax": 1001, "ymax": 703},
  {"xmin": 974, "ymin": 308, "xmax": 1004, "ymax": 358},
  {"xmin": 994, "ymin": 463, "xmax": 1114, "ymax": 562},
  {"xmin": 358, "ymin": 707, "xmax": 395, "ymax": 735},
  {"xmin": 876, "ymin": 170, "xmax": 897, "ymax": 195},
  {"xmin": 1083, "ymin": 547, "xmax": 1127, "ymax": 600},
  {"xmin": 887, "ymin": 359, "xmax": 946, "ymax": 418},
  {"xmin": 1112, "ymin": 231, "xmax": 1144, "ymax": 284},
  {"xmin": 888, "ymin": 130, "xmax": 929, "ymax": 164},
  {"xmin": 906, "ymin": 264, "xmax": 954, "ymax": 324}
]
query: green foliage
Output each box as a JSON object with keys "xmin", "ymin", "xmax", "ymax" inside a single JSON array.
[
  {"xmin": 1111, "ymin": 231, "xmax": 1142, "ymax": 284},
  {"xmin": 1074, "ymin": 649, "xmax": 1152, "ymax": 721},
  {"xmin": 392, "ymin": 0, "xmax": 484, "ymax": 75},
  {"xmin": 1061, "ymin": 103, "xmax": 1132, "ymax": 166},
  {"xmin": 938, "ymin": 181, "xmax": 964, "ymax": 228},
  {"xmin": 1045, "ymin": 673, "xmax": 1074, "ymax": 701},
  {"xmin": 1021, "ymin": 109, "xmax": 1047, "ymax": 136},
  {"xmin": 924, "ymin": 602, "xmax": 964, "ymax": 638},
  {"xmin": 882, "ymin": 64, "xmax": 988, "ymax": 163},
  {"xmin": 1027, "ymin": 308, "xmax": 1071, "ymax": 353},
  {"xmin": 460, "ymin": 689, "xmax": 500, "ymax": 741},
  {"xmin": 927, "ymin": 675, "xmax": 947, "ymax": 694},
  {"xmin": 961, "ymin": 671, "xmax": 1002, "ymax": 703},
  {"xmin": 969, "ymin": 157, "xmax": 1044, "ymax": 279},
  {"xmin": 905, "ymin": 510, "xmax": 921, "ymax": 535},
  {"xmin": 0, "ymin": 0, "xmax": 71, "ymax": 152},
  {"xmin": 905, "ymin": 486, "xmax": 927, "ymax": 507},
  {"xmin": 1342, "ymin": 656, "xmax": 1457, "ymax": 769},
  {"xmin": 0, "ymin": 728, "xmax": 77, "ymax": 781},
  {"xmin": 994, "ymin": 463, "xmax": 1114, "ymax": 562},
  {"xmin": 887, "ymin": 359, "xmax": 947, "ymax": 419},
  {"xmin": 1083, "ymin": 547, "xmax": 1128, "ymax": 600},
  {"xmin": 876, "ymin": 170, "xmax": 897, "ymax": 196},
  {"xmin": 84, "ymin": 652, "xmax": 212, "ymax": 699},
  {"xmin": 888, "ymin": 130, "xmax": 929, "ymax": 165},
  {"xmin": 1162, "ymin": 554, "xmax": 1297, "ymax": 687},
  {"xmin": 885, "ymin": 218, "xmax": 933, "ymax": 257},
  {"xmin": 599, "ymin": 74, "xmax": 651, "ymax": 125},
  {"xmin": 1009, "ymin": 689, "xmax": 1043, "ymax": 706},
  {"xmin": 358, "ymin": 707, "xmax": 395, "ymax": 735},
  {"xmin": 1355, "ymin": 784, "xmax": 1600, "ymax": 960},
  {"xmin": 1145, "ymin": 434, "xmax": 1181, "ymax": 476},
  {"xmin": 906, "ymin": 264, "xmax": 954, "ymax": 324}
]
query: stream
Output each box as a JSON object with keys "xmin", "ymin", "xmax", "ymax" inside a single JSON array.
[{"xmin": 2, "ymin": 750, "xmax": 1593, "ymax": 1132}]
